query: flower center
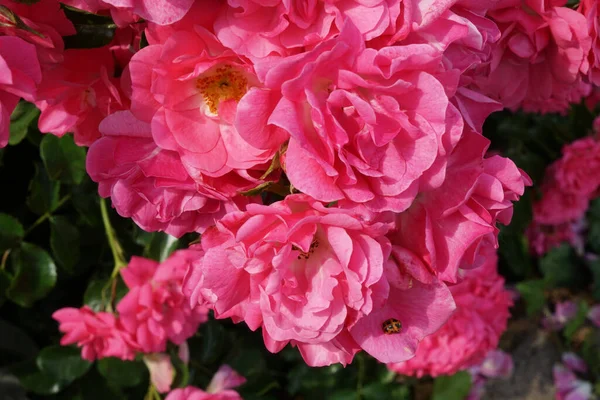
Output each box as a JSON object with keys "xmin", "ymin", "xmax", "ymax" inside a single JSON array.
[
  {"xmin": 196, "ymin": 65, "xmax": 248, "ymax": 114},
  {"xmin": 294, "ymin": 239, "xmax": 320, "ymax": 260}
]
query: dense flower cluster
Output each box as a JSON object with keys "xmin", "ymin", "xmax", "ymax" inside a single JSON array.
[
  {"xmin": 165, "ymin": 365, "xmax": 246, "ymax": 400},
  {"xmin": 14, "ymin": 0, "xmax": 540, "ymax": 367},
  {"xmin": 387, "ymin": 243, "xmax": 513, "ymax": 377},
  {"xmin": 53, "ymin": 251, "xmax": 208, "ymax": 362},
  {"xmin": 528, "ymin": 134, "xmax": 600, "ymax": 255}
]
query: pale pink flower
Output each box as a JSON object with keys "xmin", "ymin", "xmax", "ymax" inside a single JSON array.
[
  {"xmin": 144, "ymin": 353, "xmax": 175, "ymax": 393},
  {"xmin": 237, "ymin": 22, "xmax": 464, "ymax": 213},
  {"xmin": 467, "ymin": 350, "xmax": 513, "ymax": 400},
  {"xmin": 477, "ymin": 350, "xmax": 514, "ymax": 379},
  {"xmin": 0, "ymin": 36, "xmax": 41, "ymax": 147},
  {"xmin": 477, "ymin": 1, "xmax": 592, "ymax": 114},
  {"xmin": 388, "ymin": 243, "xmax": 513, "ymax": 377},
  {"xmin": 87, "ymin": 111, "xmax": 249, "ymax": 237},
  {"xmin": 543, "ymin": 301, "xmax": 579, "ymax": 331},
  {"xmin": 165, "ymin": 365, "xmax": 245, "ymax": 400},
  {"xmin": 52, "ymin": 306, "xmax": 138, "ymax": 361},
  {"xmin": 34, "ymin": 47, "xmax": 126, "ymax": 146},
  {"xmin": 206, "ymin": 365, "xmax": 246, "ymax": 394},
  {"xmin": 588, "ymin": 304, "xmax": 600, "ymax": 327},
  {"xmin": 554, "ymin": 137, "xmax": 600, "ymax": 196},
  {"xmin": 554, "ymin": 364, "xmax": 593, "ymax": 400},
  {"xmin": 391, "ymin": 130, "xmax": 530, "ymax": 283},
  {"xmin": 127, "ymin": 26, "xmax": 276, "ymax": 181},
  {"xmin": 116, "ymin": 252, "xmax": 209, "ymax": 353},
  {"xmin": 563, "ymin": 353, "xmax": 588, "ymax": 374},
  {"xmin": 185, "ymin": 194, "xmax": 455, "ymax": 365}
]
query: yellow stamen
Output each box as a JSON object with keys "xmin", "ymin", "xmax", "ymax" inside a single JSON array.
[{"xmin": 196, "ymin": 65, "xmax": 248, "ymax": 114}]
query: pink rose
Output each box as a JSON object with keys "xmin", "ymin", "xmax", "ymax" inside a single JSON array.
[
  {"xmin": 477, "ymin": 1, "xmax": 592, "ymax": 113},
  {"xmin": 127, "ymin": 26, "xmax": 276, "ymax": 181},
  {"xmin": 533, "ymin": 164, "xmax": 590, "ymax": 226},
  {"xmin": 579, "ymin": 0, "xmax": 600, "ymax": 85},
  {"xmin": 238, "ymin": 22, "xmax": 464, "ymax": 213},
  {"xmin": 392, "ymin": 129, "xmax": 530, "ymax": 283},
  {"xmin": 52, "ymin": 306, "xmax": 138, "ymax": 361},
  {"xmin": 214, "ymin": 0, "xmax": 406, "ymax": 60},
  {"xmin": 554, "ymin": 137, "xmax": 600, "ymax": 196},
  {"xmin": 0, "ymin": 0, "xmax": 75, "ymax": 65},
  {"xmin": 527, "ymin": 220, "xmax": 584, "ymax": 256},
  {"xmin": 61, "ymin": 0, "xmax": 192, "ymax": 26},
  {"xmin": 34, "ymin": 47, "xmax": 126, "ymax": 146},
  {"xmin": 184, "ymin": 194, "xmax": 455, "ymax": 365},
  {"xmin": 0, "ymin": 36, "xmax": 41, "ymax": 147},
  {"xmin": 116, "ymin": 252, "xmax": 209, "ymax": 353},
  {"xmin": 388, "ymin": 243, "xmax": 512, "ymax": 377},
  {"xmin": 87, "ymin": 111, "xmax": 250, "ymax": 237},
  {"xmin": 165, "ymin": 365, "xmax": 245, "ymax": 400}
]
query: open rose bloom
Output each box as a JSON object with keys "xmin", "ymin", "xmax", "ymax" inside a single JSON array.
[
  {"xmin": 13, "ymin": 0, "xmax": 549, "ymax": 371},
  {"xmin": 388, "ymin": 243, "xmax": 513, "ymax": 377},
  {"xmin": 185, "ymin": 194, "xmax": 454, "ymax": 366}
]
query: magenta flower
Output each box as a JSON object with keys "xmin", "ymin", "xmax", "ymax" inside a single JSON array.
[
  {"xmin": 165, "ymin": 365, "xmax": 245, "ymax": 400},
  {"xmin": 477, "ymin": 1, "xmax": 592, "ymax": 114},
  {"xmin": 52, "ymin": 306, "xmax": 138, "ymax": 361},
  {"xmin": 117, "ymin": 252, "xmax": 209, "ymax": 353},
  {"xmin": 388, "ymin": 242, "xmax": 512, "ymax": 377},
  {"xmin": 87, "ymin": 111, "xmax": 250, "ymax": 237},
  {"xmin": 184, "ymin": 194, "xmax": 455, "ymax": 365},
  {"xmin": 0, "ymin": 36, "xmax": 41, "ymax": 148}
]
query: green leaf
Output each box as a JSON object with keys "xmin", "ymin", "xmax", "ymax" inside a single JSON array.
[
  {"xmin": 199, "ymin": 320, "xmax": 227, "ymax": 364},
  {"xmin": 432, "ymin": 371, "xmax": 472, "ymax": 400},
  {"xmin": 498, "ymin": 229, "xmax": 532, "ymax": 280},
  {"xmin": 0, "ymin": 269, "xmax": 12, "ymax": 307},
  {"xmin": 170, "ymin": 350, "xmax": 189, "ymax": 389},
  {"xmin": 0, "ymin": 213, "xmax": 24, "ymax": 252},
  {"xmin": 564, "ymin": 302, "xmax": 589, "ymax": 341},
  {"xmin": 9, "ymin": 101, "xmax": 39, "ymax": 145},
  {"xmin": 27, "ymin": 162, "xmax": 60, "ymax": 215},
  {"xmin": 0, "ymin": 318, "xmax": 38, "ymax": 361},
  {"xmin": 0, "ymin": 371, "xmax": 28, "ymax": 400},
  {"xmin": 11, "ymin": 361, "xmax": 63, "ymax": 395},
  {"xmin": 588, "ymin": 259, "xmax": 600, "ymax": 301},
  {"xmin": 516, "ymin": 279, "xmax": 546, "ymax": 316},
  {"xmin": 330, "ymin": 390, "xmax": 358, "ymax": 400},
  {"xmin": 540, "ymin": 244, "xmax": 586, "ymax": 289},
  {"xmin": 37, "ymin": 346, "xmax": 92, "ymax": 385},
  {"xmin": 7, "ymin": 242, "xmax": 57, "ymax": 307},
  {"xmin": 83, "ymin": 278, "xmax": 108, "ymax": 312},
  {"xmin": 40, "ymin": 134, "xmax": 86, "ymax": 184},
  {"xmin": 143, "ymin": 232, "xmax": 179, "ymax": 262},
  {"xmin": 97, "ymin": 358, "xmax": 146, "ymax": 388},
  {"xmin": 50, "ymin": 216, "xmax": 81, "ymax": 272},
  {"xmin": 78, "ymin": 368, "xmax": 127, "ymax": 400}
]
